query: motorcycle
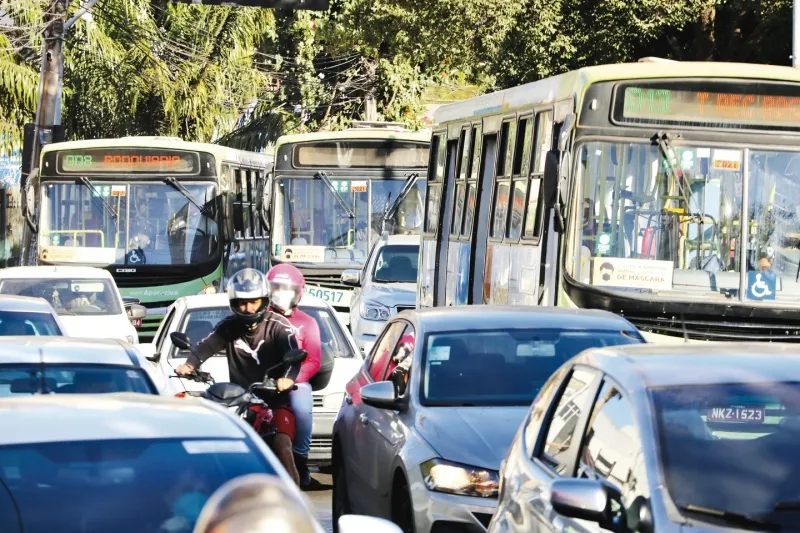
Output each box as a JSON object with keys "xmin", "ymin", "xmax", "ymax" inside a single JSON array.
[{"xmin": 168, "ymin": 331, "xmax": 307, "ymax": 448}]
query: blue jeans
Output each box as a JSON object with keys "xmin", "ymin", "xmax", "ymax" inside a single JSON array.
[{"xmin": 290, "ymin": 382, "xmax": 313, "ymax": 457}]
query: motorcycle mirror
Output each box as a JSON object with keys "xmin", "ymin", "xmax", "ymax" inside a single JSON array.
[
  {"xmin": 283, "ymin": 348, "xmax": 308, "ymax": 365},
  {"xmin": 170, "ymin": 332, "xmax": 192, "ymax": 351}
]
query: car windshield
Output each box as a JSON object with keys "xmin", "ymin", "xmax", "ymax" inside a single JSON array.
[
  {"xmin": 0, "ymin": 437, "xmax": 276, "ymax": 533},
  {"xmin": 0, "ymin": 278, "xmax": 122, "ymax": 316},
  {"xmin": 572, "ymin": 142, "xmax": 800, "ymax": 305},
  {"xmin": 172, "ymin": 305, "xmax": 355, "ymax": 359},
  {"xmin": 373, "ymin": 244, "xmax": 419, "ymax": 283},
  {"xmin": 272, "ymin": 177, "xmax": 426, "ymax": 267},
  {"xmin": 422, "ymin": 329, "xmax": 643, "ymax": 406},
  {"xmin": 0, "ymin": 365, "xmax": 156, "ymax": 397},
  {"xmin": 652, "ymin": 382, "xmax": 800, "ymax": 528},
  {"xmin": 0, "ymin": 310, "xmax": 61, "ymax": 336},
  {"xmin": 40, "ymin": 182, "xmax": 219, "ymax": 266}
]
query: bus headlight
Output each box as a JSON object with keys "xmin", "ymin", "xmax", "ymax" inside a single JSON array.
[
  {"xmin": 361, "ymin": 300, "xmax": 390, "ymax": 321},
  {"xmin": 202, "ymin": 284, "xmax": 217, "ymax": 294}
]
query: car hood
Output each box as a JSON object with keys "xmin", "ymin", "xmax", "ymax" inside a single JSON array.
[
  {"xmin": 363, "ymin": 282, "xmax": 417, "ymax": 307},
  {"xmin": 59, "ymin": 314, "xmax": 136, "ymax": 341},
  {"xmin": 414, "ymin": 406, "xmax": 529, "ymax": 471}
]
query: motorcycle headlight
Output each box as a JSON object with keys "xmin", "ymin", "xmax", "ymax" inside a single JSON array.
[
  {"xmin": 421, "ymin": 458, "xmax": 500, "ymax": 498},
  {"xmin": 322, "ymin": 392, "xmax": 345, "ymax": 409},
  {"xmin": 360, "ymin": 300, "xmax": 390, "ymax": 321}
]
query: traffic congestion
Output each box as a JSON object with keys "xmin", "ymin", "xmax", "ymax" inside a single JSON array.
[{"xmin": 2, "ymin": 55, "xmax": 800, "ymax": 533}]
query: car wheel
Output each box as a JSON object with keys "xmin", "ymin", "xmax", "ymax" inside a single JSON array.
[
  {"xmin": 332, "ymin": 448, "xmax": 351, "ymax": 533},
  {"xmin": 391, "ymin": 475, "xmax": 415, "ymax": 533}
]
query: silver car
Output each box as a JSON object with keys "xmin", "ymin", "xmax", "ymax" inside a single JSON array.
[
  {"xmin": 332, "ymin": 306, "xmax": 644, "ymax": 533},
  {"xmin": 342, "ymin": 234, "xmax": 418, "ymax": 355},
  {"xmin": 491, "ymin": 342, "xmax": 800, "ymax": 533}
]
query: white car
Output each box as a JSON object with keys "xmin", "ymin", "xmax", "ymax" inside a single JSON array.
[
  {"xmin": 0, "ymin": 294, "xmax": 68, "ymax": 336},
  {"xmin": 140, "ymin": 292, "xmax": 364, "ymax": 466},
  {"xmin": 0, "ymin": 336, "xmax": 160, "ymax": 396},
  {"xmin": 341, "ymin": 234, "xmax": 419, "ymax": 354},
  {"xmin": 0, "ymin": 265, "xmax": 146, "ymax": 344},
  {"xmin": 0, "ymin": 393, "xmax": 400, "ymax": 533}
]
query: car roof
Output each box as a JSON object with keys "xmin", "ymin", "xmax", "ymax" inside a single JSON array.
[
  {"xmin": 0, "ymin": 294, "xmax": 57, "ymax": 313},
  {"xmin": 0, "ymin": 336, "xmax": 140, "ymax": 366},
  {"xmin": 0, "ymin": 393, "xmax": 246, "ymax": 445},
  {"xmin": 406, "ymin": 305, "xmax": 640, "ymax": 333},
  {"xmin": 180, "ymin": 292, "xmax": 329, "ymax": 311},
  {"xmin": 0, "ymin": 265, "xmax": 114, "ymax": 280},
  {"xmin": 379, "ymin": 235, "xmax": 420, "ymax": 246},
  {"xmin": 575, "ymin": 342, "xmax": 800, "ymax": 389}
]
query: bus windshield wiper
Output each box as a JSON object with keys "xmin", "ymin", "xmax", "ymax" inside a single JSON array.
[
  {"xmin": 655, "ymin": 132, "xmax": 691, "ymax": 208},
  {"xmin": 78, "ymin": 177, "xmax": 117, "ymax": 218},
  {"xmin": 163, "ymin": 177, "xmax": 213, "ymax": 217},
  {"xmin": 314, "ymin": 171, "xmax": 355, "ymax": 219},
  {"xmin": 383, "ymin": 172, "xmax": 420, "ymax": 223},
  {"xmin": 679, "ymin": 504, "xmax": 781, "ymax": 531}
]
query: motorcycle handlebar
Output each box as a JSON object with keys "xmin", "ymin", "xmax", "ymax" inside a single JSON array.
[{"xmin": 172, "ymin": 370, "xmax": 214, "ymax": 384}]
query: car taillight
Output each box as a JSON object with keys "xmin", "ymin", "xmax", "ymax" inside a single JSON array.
[{"xmin": 175, "ymin": 392, "xmax": 187, "ymax": 398}]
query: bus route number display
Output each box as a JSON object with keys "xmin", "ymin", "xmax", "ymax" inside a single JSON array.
[
  {"xmin": 617, "ymin": 82, "xmax": 800, "ymax": 129},
  {"xmin": 56, "ymin": 148, "xmax": 199, "ymax": 174}
]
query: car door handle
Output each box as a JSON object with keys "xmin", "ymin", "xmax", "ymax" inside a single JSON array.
[
  {"xmin": 359, "ymin": 413, "xmax": 369, "ymax": 426},
  {"xmin": 345, "ymin": 394, "xmax": 353, "ymax": 405}
]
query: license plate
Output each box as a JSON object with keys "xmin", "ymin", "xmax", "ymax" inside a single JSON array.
[
  {"xmin": 304, "ymin": 286, "xmax": 352, "ymax": 306},
  {"xmin": 132, "ymin": 318, "xmax": 143, "ymax": 328},
  {"xmin": 707, "ymin": 406, "xmax": 765, "ymax": 423}
]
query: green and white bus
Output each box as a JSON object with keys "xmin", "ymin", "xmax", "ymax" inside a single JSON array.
[
  {"xmin": 33, "ymin": 136, "xmax": 274, "ymax": 340},
  {"xmin": 271, "ymin": 124, "xmax": 429, "ymax": 325},
  {"xmin": 420, "ymin": 60, "xmax": 800, "ymax": 342}
]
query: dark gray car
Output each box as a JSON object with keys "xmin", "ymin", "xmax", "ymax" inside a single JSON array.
[
  {"xmin": 332, "ymin": 306, "xmax": 644, "ymax": 533},
  {"xmin": 491, "ymin": 342, "xmax": 800, "ymax": 533}
]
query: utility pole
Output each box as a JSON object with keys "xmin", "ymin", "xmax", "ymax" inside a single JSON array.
[
  {"xmin": 794, "ymin": 0, "xmax": 800, "ymax": 67},
  {"xmin": 364, "ymin": 60, "xmax": 378, "ymax": 121}
]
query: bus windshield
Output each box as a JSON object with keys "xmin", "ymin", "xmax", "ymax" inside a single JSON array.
[
  {"xmin": 272, "ymin": 176, "xmax": 426, "ymax": 267},
  {"xmin": 40, "ymin": 181, "xmax": 219, "ymax": 266},
  {"xmin": 572, "ymin": 141, "xmax": 800, "ymax": 305}
]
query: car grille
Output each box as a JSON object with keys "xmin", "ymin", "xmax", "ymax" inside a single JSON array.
[
  {"xmin": 627, "ymin": 315, "xmax": 800, "ymax": 342},
  {"xmin": 311, "ymin": 437, "xmax": 332, "ymax": 452},
  {"xmin": 313, "ymin": 397, "xmax": 324, "ymax": 408}
]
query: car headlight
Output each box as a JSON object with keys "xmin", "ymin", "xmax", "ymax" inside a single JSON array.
[
  {"xmin": 322, "ymin": 392, "xmax": 345, "ymax": 409},
  {"xmin": 360, "ymin": 300, "xmax": 390, "ymax": 321},
  {"xmin": 421, "ymin": 458, "xmax": 500, "ymax": 498}
]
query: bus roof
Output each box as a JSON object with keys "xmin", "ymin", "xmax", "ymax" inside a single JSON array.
[
  {"xmin": 274, "ymin": 128, "xmax": 431, "ymax": 150},
  {"xmin": 40, "ymin": 136, "xmax": 274, "ymax": 164},
  {"xmin": 434, "ymin": 61, "xmax": 800, "ymax": 124}
]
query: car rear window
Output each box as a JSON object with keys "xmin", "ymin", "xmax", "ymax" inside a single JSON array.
[
  {"xmin": 0, "ymin": 365, "xmax": 157, "ymax": 397},
  {"xmin": 0, "ymin": 310, "xmax": 61, "ymax": 336},
  {"xmin": 0, "ymin": 279, "xmax": 122, "ymax": 316},
  {"xmin": 0, "ymin": 437, "xmax": 276, "ymax": 533}
]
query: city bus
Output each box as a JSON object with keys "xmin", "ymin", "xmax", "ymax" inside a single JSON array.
[
  {"xmin": 419, "ymin": 60, "xmax": 800, "ymax": 342},
  {"xmin": 271, "ymin": 124, "xmax": 429, "ymax": 325},
  {"xmin": 32, "ymin": 136, "xmax": 274, "ymax": 340}
]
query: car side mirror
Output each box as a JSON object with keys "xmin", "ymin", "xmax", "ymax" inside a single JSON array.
[
  {"xmin": 341, "ymin": 269, "xmax": 360, "ymax": 287},
  {"xmin": 170, "ymin": 331, "xmax": 191, "ymax": 351},
  {"xmin": 361, "ymin": 381, "xmax": 406, "ymax": 412},
  {"xmin": 550, "ymin": 478, "xmax": 623, "ymax": 529},
  {"xmin": 126, "ymin": 304, "xmax": 147, "ymax": 319},
  {"xmin": 338, "ymin": 515, "xmax": 403, "ymax": 533}
]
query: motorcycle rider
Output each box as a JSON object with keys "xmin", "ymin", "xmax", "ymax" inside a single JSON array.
[
  {"xmin": 266, "ymin": 263, "xmax": 333, "ymax": 490},
  {"xmin": 175, "ymin": 268, "xmax": 304, "ymax": 485}
]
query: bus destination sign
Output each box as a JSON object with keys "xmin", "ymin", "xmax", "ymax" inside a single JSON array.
[
  {"xmin": 56, "ymin": 148, "xmax": 199, "ymax": 174},
  {"xmin": 615, "ymin": 81, "xmax": 800, "ymax": 130}
]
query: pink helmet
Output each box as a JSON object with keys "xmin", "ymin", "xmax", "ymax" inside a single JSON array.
[{"xmin": 266, "ymin": 264, "xmax": 305, "ymax": 313}]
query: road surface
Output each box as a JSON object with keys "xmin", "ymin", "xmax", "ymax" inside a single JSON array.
[{"xmin": 308, "ymin": 472, "xmax": 333, "ymax": 532}]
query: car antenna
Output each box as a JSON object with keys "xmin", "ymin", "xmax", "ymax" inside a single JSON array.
[{"xmin": 679, "ymin": 313, "xmax": 689, "ymax": 343}]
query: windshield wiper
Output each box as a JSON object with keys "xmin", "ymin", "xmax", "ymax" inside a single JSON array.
[
  {"xmin": 314, "ymin": 171, "xmax": 355, "ymax": 219},
  {"xmin": 655, "ymin": 132, "xmax": 690, "ymax": 208},
  {"xmin": 382, "ymin": 172, "xmax": 420, "ymax": 233},
  {"xmin": 679, "ymin": 504, "xmax": 781, "ymax": 531},
  {"xmin": 163, "ymin": 177, "xmax": 214, "ymax": 217},
  {"xmin": 78, "ymin": 177, "xmax": 117, "ymax": 218}
]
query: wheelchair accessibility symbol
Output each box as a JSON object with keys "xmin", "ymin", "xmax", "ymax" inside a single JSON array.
[{"xmin": 747, "ymin": 271, "xmax": 776, "ymax": 301}]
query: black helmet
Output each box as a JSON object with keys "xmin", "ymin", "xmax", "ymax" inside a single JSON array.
[
  {"xmin": 192, "ymin": 474, "xmax": 317, "ymax": 533},
  {"xmin": 227, "ymin": 269, "xmax": 269, "ymax": 327}
]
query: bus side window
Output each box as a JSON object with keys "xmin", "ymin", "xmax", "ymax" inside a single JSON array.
[
  {"xmin": 462, "ymin": 124, "xmax": 482, "ymax": 237},
  {"xmin": 425, "ymin": 134, "xmax": 446, "ymax": 234},
  {"xmin": 245, "ymin": 169, "xmax": 256, "ymax": 238},
  {"xmin": 524, "ymin": 110, "xmax": 553, "ymax": 240},
  {"xmin": 491, "ymin": 119, "xmax": 515, "ymax": 239},
  {"xmin": 508, "ymin": 116, "xmax": 533, "ymax": 241},
  {"xmin": 233, "ymin": 168, "xmax": 245, "ymax": 238},
  {"xmin": 452, "ymin": 127, "xmax": 471, "ymax": 237}
]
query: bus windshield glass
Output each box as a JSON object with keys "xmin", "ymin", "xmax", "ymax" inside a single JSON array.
[
  {"xmin": 571, "ymin": 141, "xmax": 800, "ymax": 305},
  {"xmin": 40, "ymin": 182, "xmax": 219, "ymax": 266},
  {"xmin": 272, "ymin": 177, "xmax": 426, "ymax": 267}
]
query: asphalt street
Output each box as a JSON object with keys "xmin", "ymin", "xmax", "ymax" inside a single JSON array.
[{"xmin": 307, "ymin": 472, "xmax": 334, "ymax": 533}]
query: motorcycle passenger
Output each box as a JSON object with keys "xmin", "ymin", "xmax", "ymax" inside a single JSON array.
[
  {"xmin": 175, "ymin": 268, "xmax": 303, "ymax": 485},
  {"xmin": 266, "ymin": 263, "xmax": 331, "ymax": 490}
]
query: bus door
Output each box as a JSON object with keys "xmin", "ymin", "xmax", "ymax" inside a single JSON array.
[
  {"xmin": 445, "ymin": 125, "xmax": 480, "ymax": 306},
  {"xmin": 469, "ymin": 132, "xmax": 498, "ymax": 304},
  {"xmin": 432, "ymin": 138, "xmax": 459, "ymax": 306}
]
